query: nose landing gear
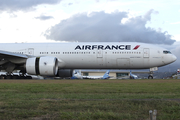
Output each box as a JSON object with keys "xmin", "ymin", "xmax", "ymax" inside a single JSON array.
[
  {"xmin": 148, "ymin": 72, "xmax": 153, "ymax": 79},
  {"xmin": 148, "ymin": 67, "xmax": 158, "ymax": 79}
]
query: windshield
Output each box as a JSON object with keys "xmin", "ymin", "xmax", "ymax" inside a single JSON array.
[{"xmin": 163, "ymin": 50, "xmax": 171, "ymax": 54}]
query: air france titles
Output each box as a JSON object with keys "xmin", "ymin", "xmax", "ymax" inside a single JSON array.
[{"xmin": 75, "ymin": 45, "xmax": 131, "ymax": 50}]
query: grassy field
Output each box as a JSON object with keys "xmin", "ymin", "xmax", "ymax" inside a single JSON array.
[{"xmin": 0, "ymin": 79, "xmax": 180, "ymax": 120}]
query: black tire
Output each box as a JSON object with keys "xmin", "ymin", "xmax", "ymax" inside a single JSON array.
[
  {"xmin": 5, "ymin": 75, "xmax": 12, "ymax": 79},
  {"xmin": 148, "ymin": 75, "xmax": 153, "ymax": 79},
  {"xmin": 26, "ymin": 76, "xmax": 32, "ymax": 79},
  {"xmin": 12, "ymin": 75, "xmax": 20, "ymax": 79},
  {"xmin": 0, "ymin": 75, "xmax": 5, "ymax": 79}
]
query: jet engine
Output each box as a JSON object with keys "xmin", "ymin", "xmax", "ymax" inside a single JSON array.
[{"xmin": 26, "ymin": 57, "xmax": 58, "ymax": 76}]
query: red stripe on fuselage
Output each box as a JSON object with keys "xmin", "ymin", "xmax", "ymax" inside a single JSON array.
[{"xmin": 133, "ymin": 45, "xmax": 140, "ymax": 50}]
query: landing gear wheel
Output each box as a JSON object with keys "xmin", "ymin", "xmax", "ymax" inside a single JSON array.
[
  {"xmin": 13, "ymin": 75, "xmax": 20, "ymax": 79},
  {"xmin": 26, "ymin": 76, "xmax": 32, "ymax": 79},
  {"xmin": 148, "ymin": 75, "xmax": 153, "ymax": 79},
  {"xmin": 5, "ymin": 75, "xmax": 12, "ymax": 79},
  {"xmin": 0, "ymin": 75, "xmax": 5, "ymax": 79}
]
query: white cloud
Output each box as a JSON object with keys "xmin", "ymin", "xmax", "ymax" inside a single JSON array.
[
  {"xmin": 172, "ymin": 35, "xmax": 180, "ymax": 41},
  {"xmin": 171, "ymin": 22, "xmax": 180, "ymax": 24},
  {"xmin": 0, "ymin": 0, "xmax": 179, "ymax": 45},
  {"xmin": 0, "ymin": 5, "xmax": 70, "ymax": 43},
  {"xmin": 35, "ymin": 15, "xmax": 54, "ymax": 20},
  {"xmin": 0, "ymin": 0, "xmax": 62, "ymax": 12},
  {"xmin": 44, "ymin": 10, "xmax": 175, "ymax": 45}
]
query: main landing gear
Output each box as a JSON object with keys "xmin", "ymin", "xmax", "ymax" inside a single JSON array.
[{"xmin": 0, "ymin": 72, "xmax": 32, "ymax": 79}]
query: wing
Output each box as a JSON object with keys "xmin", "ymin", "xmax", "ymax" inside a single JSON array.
[
  {"xmin": 0, "ymin": 50, "xmax": 28, "ymax": 59},
  {"xmin": 0, "ymin": 50, "xmax": 31, "ymax": 72},
  {"xmin": 0, "ymin": 50, "xmax": 30, "ymax": 64}
]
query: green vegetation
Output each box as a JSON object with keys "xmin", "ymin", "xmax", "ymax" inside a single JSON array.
[{"xmin": 0, "ymin": 79, "xmax": 180, "ymax": 120}]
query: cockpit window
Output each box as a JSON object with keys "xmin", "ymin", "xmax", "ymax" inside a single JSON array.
[{"xmin": 163, "ymin": 51, "xmax": 171, "ymax": 54}]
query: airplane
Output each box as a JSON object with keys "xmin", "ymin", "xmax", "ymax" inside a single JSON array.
[
  {"xmin": 0, "ymin": 42, "xmax": 177, "ymax": 79},
  {"xmin": 83, "ymin": 70, "xmax": 111, "ymax": 79},
  {"xmin": 71, "ymin": 70, "xmax": 111, "ymax": 79},
  {"xmin": 71, "ymin": 70, "xmax": 83, "ymax": 79},
  {"xmin": 129, "ymin": 70, "xmax": 138, "ymax": 79}
]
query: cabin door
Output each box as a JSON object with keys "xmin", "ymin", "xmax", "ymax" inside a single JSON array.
[
  {"xmin": 97, "ymin": 50, "xmax": 104, "ymax": 67},
  {"xmin": 143, "ymin": 48, "xmax": 149, "ymax": 66},
  {"xmin": 28, "ymin": 48, "xmax": 34, "ymax": 55},
  {"xmin": 143, "ymin": 48, "xmax": 149, "ymax": 58}
]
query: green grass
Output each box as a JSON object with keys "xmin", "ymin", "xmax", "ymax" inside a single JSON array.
[{"xmin": 0, "ymin": 79, "xmax": 180, "ymax": 120}]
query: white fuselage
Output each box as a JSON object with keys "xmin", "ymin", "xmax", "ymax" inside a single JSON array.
[{"xmin": 0, "ymin": 42, "xmax": 176, "ymax": 69}]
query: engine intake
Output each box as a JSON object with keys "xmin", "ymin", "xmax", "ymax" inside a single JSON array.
[{"xmin": 26, "ymin": 57, "xmax": 58, "ymax": 76}]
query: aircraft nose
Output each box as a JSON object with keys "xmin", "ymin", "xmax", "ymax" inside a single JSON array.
[
  {"xmin": 172, "ymin": 55, "xmax": 177, "ymax": 62},
  {"xmin": 162, "ymin": 54, "xmax": 177, "ymax": 65}
]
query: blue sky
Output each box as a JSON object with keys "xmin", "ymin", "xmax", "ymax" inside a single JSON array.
[{"xmin": 0, "ymin": 0, "xmax": 179, "ymax": 43}]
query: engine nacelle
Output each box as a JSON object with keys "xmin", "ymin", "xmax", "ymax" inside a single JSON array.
[
  {"xmin": 57, "ymin": 69, "xmax": 73, "ymax": 77},
  {"xmin": 26, "ymin": 57, "xmax": 58, "ymax": 76}
]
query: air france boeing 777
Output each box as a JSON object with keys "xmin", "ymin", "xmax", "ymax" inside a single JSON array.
[{"xmin": 0, "ymin": 42, "xmax": 176, "ymax": 79}]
